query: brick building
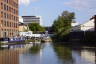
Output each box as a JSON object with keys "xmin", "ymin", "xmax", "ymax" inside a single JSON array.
[{"xmin": 0, "ymin": 0, "xmax": 19, "ymax": 38}]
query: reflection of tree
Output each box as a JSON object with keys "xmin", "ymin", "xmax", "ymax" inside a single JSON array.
[
  {"xmin": 29, "ymin": 44, "xmax": 41, "ymax": 54},
  {"xmin": 53, "ymin": 44, "xmax": 73, "ymax": 64}
]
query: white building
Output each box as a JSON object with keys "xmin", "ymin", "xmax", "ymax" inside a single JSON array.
[
  {"xmin": 71, "ymin": 21, "xmax": 79, "ymax": 27},
  {"xmin": 71, "ymin": 21, "xmax": 80, "ymax": 32},
  {"xmin": 80, "ymin": 19, "xmax": 95, "ymax": 31},
  {"xmin": 19, "ymin": 16, "xmax": 23, "ymax": 23},
  {"xmin": 22, "ymin": 16, "xmax": 42, "ymax": 25},
  {"xmin": 71, "ymin": 17, "xmax": 95, "ymax": 32}
]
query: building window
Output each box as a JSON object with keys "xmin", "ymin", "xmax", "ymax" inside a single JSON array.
[
  {"xmin": 1, "ymin": 2, "xmax": 3, "ymax": 9},
  {"xmin": 1, "ymin": 11, "xmax": 3, "ymax": 18},
  {"xmin": 4, "ymin": 4, "xmax": 6, "ymax": 10}
]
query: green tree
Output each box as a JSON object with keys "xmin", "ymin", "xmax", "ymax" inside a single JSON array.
[
  {"xmin": 52, "ymin": 11, "xmax": 75, "ymax": 42},
  {"xmin": 28, "ymin": 23, "xmax": 45, "ymax": 33}
]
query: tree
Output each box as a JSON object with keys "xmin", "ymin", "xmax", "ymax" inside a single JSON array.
[
  {"xmin": 28, "ymin": 23, "xmax": 45, "ymax": 33},
  {"xmin": 52, "ymin": 11, "xmax": 75, "ymax": 42}
]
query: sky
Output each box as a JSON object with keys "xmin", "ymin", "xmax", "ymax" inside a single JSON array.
[{"xmin": 19, "ymin": 0, "xmax": 96, "ymax": 26}]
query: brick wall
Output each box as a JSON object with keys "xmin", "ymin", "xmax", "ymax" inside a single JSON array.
[{"xmin": 0, "ymin": 0, "xmax": 19, "ymax": 38}]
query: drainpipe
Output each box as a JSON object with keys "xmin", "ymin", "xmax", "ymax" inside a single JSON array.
[{"xmin": 94, "ymin": 15, "xmax": 96, "ymax": 31}]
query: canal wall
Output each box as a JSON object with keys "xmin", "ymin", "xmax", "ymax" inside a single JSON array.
[
  {"xmin": 69, "ymin": 31, "xmax": 84, "ymax": 42},
  {"xmin": 69, "ymin": 31, "xmax": 96, "ymax": 44}
]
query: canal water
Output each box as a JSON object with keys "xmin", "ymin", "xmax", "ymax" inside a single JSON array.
[{"xmin": 0, "ymin": 42, "xmax": 96, "ymax": 64}]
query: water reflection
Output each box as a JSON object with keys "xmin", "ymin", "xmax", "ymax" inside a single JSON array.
[
  {"xmin": 0, "ymin": 50, "xmax": 19, "ymax": 64},
  {"xmin": 80, "ymin": 49, "xmax": 96, "ymax": 64},
  {"xmin": 53, "ymin": 44, "xmax": 73, "ymax": 64},
  {"xmin": 0, "ymin": 44, "xmax": 34, "ymax": 64},
  {"xmin": 29, "ymin": 44, "xmax": 41, "ymax": 54},
  {"xmin": 73, "ymin": 47, "xmax": 96, "ymax": 64},
  {"xmin": 20, "ymin": 43, "xmax": 42, "ymax": 64},
  {"xmin": 0, "ymin": 43, "xmax": 96, "ymax": 64}
]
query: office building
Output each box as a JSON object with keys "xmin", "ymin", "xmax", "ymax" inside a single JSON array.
[{"xmin": 22, "ymin": 16, "xmax": 42, "ymax": 25}]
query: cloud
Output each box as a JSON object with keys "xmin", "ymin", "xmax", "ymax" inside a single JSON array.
[
  {"xmin": 19, "ymin": 0, "xmax": 39, "ymax": 5},
  {"xmin": 31, "ymin": 0, "xmax": 39, "ymax": 2},
  {"xmin": 64, "ymin": 0, "xmax": 96, "ymax": 23},
  {"xmin": 64, "ymin": 0, "xmax": 96, "ymax": 11},
  {"xmin": 19, "ymin": 0, "xmax": 30, "ymax": 5}
]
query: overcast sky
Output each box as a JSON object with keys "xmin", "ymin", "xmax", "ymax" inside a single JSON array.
[{"xmin": 19, "ymin": 0, "xmax": 96, "ymax": 26}]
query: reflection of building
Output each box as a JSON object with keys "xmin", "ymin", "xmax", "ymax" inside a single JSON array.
[
  {"xmin": 72, "ymin": 48, "xmax": 96, "ymax": 64},
  {"xmin": 19, "ymin": 44, "xmax": 41, "ymax": 64},
  {"xmin": 22, "ymin": 16, "xmax": 42, "ymax": 25},
  {"xmin": 0, "ymin": 50, "xmax": 19, "ymax": 64},
  {"xmin": 81, "ymin": 49, "xmax": 96, "ymax": 64},
  {"xmin": 0, "ymin": 0, "xmax": 19, "ymax": 38}
]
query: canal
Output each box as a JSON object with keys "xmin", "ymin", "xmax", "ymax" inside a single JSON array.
[{"xmin": 0, "ymin": 42, "xmax": 96, "ymax": 64}]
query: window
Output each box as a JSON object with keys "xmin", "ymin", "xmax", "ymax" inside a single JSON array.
[
  {"xmin": 1, "ymin": 11, "xmax": 3, "ymax": 18},
  {"xmin": 4, "ymin": 4, "xmax": 6, "ymax": 10},
  {"xmin": 1, "ymin": 2, "xmax": 3, "ymax": 9}
]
